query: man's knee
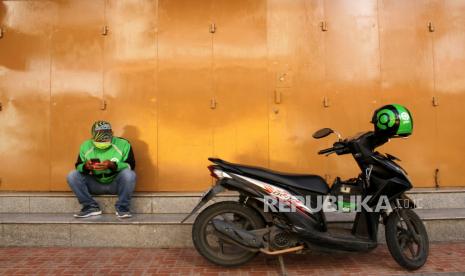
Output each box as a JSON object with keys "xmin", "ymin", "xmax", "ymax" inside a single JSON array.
[
  {"xmin": 67, "ymin": 170, "xmax": 83, "ymax": 188},
  {"xmin": 118, "ymin": 169, "xmax": 136, "ymax": 185}
]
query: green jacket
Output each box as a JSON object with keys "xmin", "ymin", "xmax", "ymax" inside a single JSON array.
[{"xmin": 75, "ymin": 137, "xmax": 136, "ymax": 184}]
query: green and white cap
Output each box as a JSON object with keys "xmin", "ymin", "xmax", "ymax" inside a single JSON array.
[{"xmin": 91, "ymin": 121, "xmax": 113, "ymax": 142}]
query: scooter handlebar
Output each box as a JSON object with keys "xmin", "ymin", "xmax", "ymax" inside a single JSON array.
[
  {"xmin": 318, "ymin": 141, "xmax": 349, "ymax": 155},
  {"xmin": 318, "ymin": 147, "xmax": 335, "ymax": 155}
]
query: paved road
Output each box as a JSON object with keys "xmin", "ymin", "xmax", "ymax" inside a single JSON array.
[{"xmin": 1, "ymin": 242, "xmax": 464, "ymax": 275}]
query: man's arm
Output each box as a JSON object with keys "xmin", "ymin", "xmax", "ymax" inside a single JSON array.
[
  {"xmin": 112, "ymin": 144, "xmax": 135, "ymax": 171},
  {"xmin": 75, "ymin": 154, "xmax": 91, "ymax": 173},
  {"xmin": 125, "ymin": 146, "xmax": 136, "ymax": 170}
]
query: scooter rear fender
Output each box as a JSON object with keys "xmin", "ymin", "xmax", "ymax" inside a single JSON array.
[
  {"xmin": 181, "ymin": 175, "xmax": 266, "ymax": 223},
  {"xmin": 181, "ymin": 179, "xmax": 225, "ymax": 223}
]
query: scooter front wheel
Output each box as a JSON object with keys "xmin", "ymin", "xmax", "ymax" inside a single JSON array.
[{"xmin": 385, "ymin": 208, "xmax": 429, "ymax": 270}]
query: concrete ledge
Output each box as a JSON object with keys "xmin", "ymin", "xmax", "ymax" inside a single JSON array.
[
  {"xmin": 0, "ymin": 213, "xmax": 192, "ymax": 225},
  {"xmin": 0, "ymin": 192, "xmax": 238, "ymax": 214},
  {"xmin": 1, "ymin": 209, "xmax": 464, "ymax": 247},
  {"xmin": 407, "ymin": 187, "xmax": 465, "ymax": 193},
  {"xmin": 1, "ymin": 190, "xmax": 464, "ymax": 247},
  {"xmin": 2, "ymin": 188, "xmax": 465, "ymax": 213},
  {"xmin": 0, "ymin": 221, "xmax": 462, "ymax": 247},
  {"xmin": 1, "ymin": 223, "xmax": 192, "ymax": 248},
  {"xmin": 0, "ymin": 213, "xmax": 195, "ymax": 248},
  {"xmin": 0, "ymin": 213, "xmax": 351, "ymax": 225},
  {"xmin": 2, "ymin": 208, "xmax": 465, "ymax": 224},
  {"xmin": 408, "ymin": 192, "xmax": 465, "ymax": 209}
]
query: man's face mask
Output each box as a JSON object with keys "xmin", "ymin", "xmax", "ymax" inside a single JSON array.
[{"xmin": 93, "ymin": 140, "xmax": 112, "ymax": 150}]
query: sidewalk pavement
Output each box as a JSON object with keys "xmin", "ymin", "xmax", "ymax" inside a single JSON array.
[{"xmin": 0, "ymin": 242, "xmax": 464, "ymax": 275}]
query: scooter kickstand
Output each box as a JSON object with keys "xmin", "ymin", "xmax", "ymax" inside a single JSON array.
[{"xmin": 278, "ymin": 255, "xmax": 287, "ymax": 276}]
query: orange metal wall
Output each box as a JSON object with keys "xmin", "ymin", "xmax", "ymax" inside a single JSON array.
[{"xmin": 0, "ymin": 0, "xmax": 464, "ymax": 191}]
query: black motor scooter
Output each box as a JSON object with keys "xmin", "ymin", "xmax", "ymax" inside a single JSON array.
[{"xmin": 184, "ymin": 128, "xmax": 429, "ymax": 270}]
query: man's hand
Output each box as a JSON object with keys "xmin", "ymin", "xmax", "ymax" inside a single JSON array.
[
  {"xmin": 93, "ymin": 160, "xmax": 116, "ymax": 171},
  {"xmin": 84, "ymin": 160, "xmax": 94, "ymax": 171}
]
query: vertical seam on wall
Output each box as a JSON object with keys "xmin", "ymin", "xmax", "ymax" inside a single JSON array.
[
  {"xmin": 321, "ymin": 0, "xmax": 330, "ymax": 175},
  {"xmin": 322, "ymin": 0, "xmax": 328, "ymax": 109},
  {"xmin": 266, "ymin": 1, "xmax": 274, "ymax": 168},
  {"xmin": 155, "ymin": 0, "xmax": 159, "ymax": 188},
  {"xmin": 430, "ymin": 10, "xmax": 437, "ymax": 97},
  {"xmin": 430, "ymin": 0, "xmax": 439, "ymax": 178},
  {"xmin": 376, "ymin": 0, "xmax": 383, "ymax": 104},
  {"xmin": 210, "ymin": 0, "xmax": 215, "ymax": 164},
  {"xmin": 48, "ymin": 14, "xmax": 53, "ymax": 191},
  {"xmin": 102, "ymin": 0, "xmax": 107, "ymax": 105},
  {"xmin": 266, "ymin": 0, "xmax": 270, "ymax": 168}
]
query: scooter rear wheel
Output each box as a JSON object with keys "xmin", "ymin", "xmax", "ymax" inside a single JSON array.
[
  {"xmin": 385, "ymin": 209, "xmax": 429, "ymax": 270},
  {"xmin": 192, "ymin": 201, "xmax": 265, "ymax": 267}
]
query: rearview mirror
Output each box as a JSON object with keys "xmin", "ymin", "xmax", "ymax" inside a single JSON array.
[{"xmin": 312, "ymin": 128, "xmax": 334, "ymax": 139}]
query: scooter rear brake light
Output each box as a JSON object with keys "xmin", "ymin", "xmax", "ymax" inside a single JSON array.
[
  {"xmin": 208, "ymin": 165, "xmax": 230, "ymax": 179},
  {"xmin": 208, "ymin": 165, "xmax": 224, "ymax": 179},
  {"xmin": 207, "ymin": 165, "xmax": 218, "ymax": 178}
]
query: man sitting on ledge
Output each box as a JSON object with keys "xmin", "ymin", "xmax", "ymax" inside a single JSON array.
[{"xmin": 67, "ymin": 120, "xmax": 136, "ymax": 218}]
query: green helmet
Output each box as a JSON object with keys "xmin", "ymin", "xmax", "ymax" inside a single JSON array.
[{"xmin": 371, "ymin": 104, "xmax": 413, "ymax": 137}]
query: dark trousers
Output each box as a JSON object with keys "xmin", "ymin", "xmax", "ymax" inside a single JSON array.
[{"xmin": 67, "ymin": 169, "xmax": 136, "ymax": 212}]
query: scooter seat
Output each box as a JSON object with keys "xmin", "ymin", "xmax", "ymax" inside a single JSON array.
[{"xmin": 209, "ymin": 158, "xmax": 329, "ymax": 194}]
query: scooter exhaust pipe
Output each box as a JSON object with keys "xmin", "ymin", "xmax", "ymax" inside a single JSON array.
[
  {"xmin": 260, "ymin": 245, "xmax": 305, "ymax": 255},
  {"xmin": 212, "ymin": 219, "xmax": 306, "ymax": 256},
  {"xmin": 211, "ymin": 219, "xmax": 263, "ymax": 248}
]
